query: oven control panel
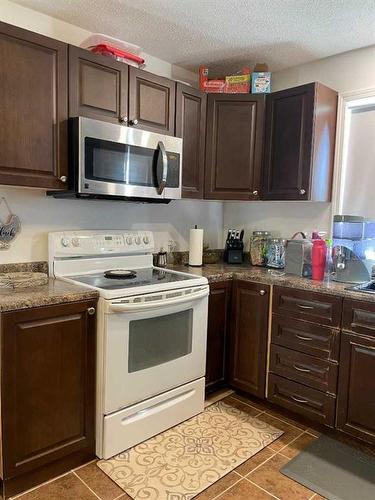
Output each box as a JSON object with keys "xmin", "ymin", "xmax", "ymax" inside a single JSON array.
[{"xmin": 49, "ymin": 230, "xmax": 154, "ymax": 256}]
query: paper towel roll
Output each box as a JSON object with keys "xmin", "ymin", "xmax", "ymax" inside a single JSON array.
[{"xmin": 189, "ymin": 227, "xmax": 204, "ymax": 266}]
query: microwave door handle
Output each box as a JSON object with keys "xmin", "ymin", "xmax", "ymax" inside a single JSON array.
[{"xmin": 157, "ymin": 140, "xmax": 168, "ymax": 195}]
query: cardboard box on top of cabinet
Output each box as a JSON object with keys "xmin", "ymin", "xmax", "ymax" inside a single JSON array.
[
  {"xmin": 199, "ymin": 66, "xmax": 251, "ymax": 93},
  {"xmin": 251, "ymin": 63, "xmax": 271, "ymax": 93}
]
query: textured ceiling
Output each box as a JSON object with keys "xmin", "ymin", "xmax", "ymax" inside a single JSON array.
[{"xmin": 11, "ymin": 0, "xmax": 375, "ymax": 73}]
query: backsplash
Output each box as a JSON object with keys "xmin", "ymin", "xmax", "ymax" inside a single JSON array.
[
  {"xmin": 223, "ymin": 201, "xmax": 333, "ymax": 251},
  {"xmin": 0, "ymin": 187, "xmax": 223, "ymax": 264}
]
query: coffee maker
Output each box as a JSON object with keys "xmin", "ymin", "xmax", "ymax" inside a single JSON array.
[{"xmin": 332, "ymin": 215, "xmax": 375, "ymax": 283}]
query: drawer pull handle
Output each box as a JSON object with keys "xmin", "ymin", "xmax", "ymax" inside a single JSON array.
[
  {"xmin": 298, "ymin": 304, "xmax": 314, "ymax": 310},
  {"xmin": 295, "ymin": 334, "xmax": 313, "ymax": 341},
  {"xmin": 291, "ymin": 395, "xmax": 309, "ymax": 404},
  {"xmin": 293, "ymin": 364, "xmax": 311, "ymax": 373}
]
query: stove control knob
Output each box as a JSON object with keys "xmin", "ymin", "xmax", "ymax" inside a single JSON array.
[
  {"xmin": 126, "ymin": 236, "xmax": 133, "ymax": 245},
  {"xmin": 135, "ymin": 236, "xmax": 141, "ymax": 245},
  {"xmin": 143, "ymin": 235, "xmax": 150, "ymax": 244},
  {"xmin": 72, "ymin": 237, "xmax": 80, "ymax": 247},
  {"xmin": 61, "ymin": 238, "xmax": 70, "ymax": 247}
]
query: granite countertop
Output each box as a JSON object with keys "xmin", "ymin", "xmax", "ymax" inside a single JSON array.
[
  {"xmin": 0, "ymin": 262, "xmax": 99, "ymax": 312},
  {"xmin": 0, "ymin": 279, "xmax": 99, "ymax": 312},
  {"xmin": 170, "ymin": 263, "xmax": 375, "ymax": 303}
]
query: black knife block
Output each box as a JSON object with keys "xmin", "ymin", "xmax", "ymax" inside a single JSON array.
[{"xmin": 225, "ymin": 239, "xmax": 244, "ymax": 264}]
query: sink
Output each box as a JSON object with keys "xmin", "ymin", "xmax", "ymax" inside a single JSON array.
[{"xmin": 348, "ymin": 281, "xmax": 375, "ymax": 294}]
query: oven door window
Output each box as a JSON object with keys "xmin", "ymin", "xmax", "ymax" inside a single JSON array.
[
  {"xmin": 128, "ymin": 309, "xmax": 193, "ymax": 372},
  {"xmin": 85, "ymin": 137, "xmax": 158, "ymax": 187}
]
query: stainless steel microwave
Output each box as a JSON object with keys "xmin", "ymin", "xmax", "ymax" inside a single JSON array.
[{"xmin": 51, "ymin": 117, "xmax": 183, "ymax": 202}]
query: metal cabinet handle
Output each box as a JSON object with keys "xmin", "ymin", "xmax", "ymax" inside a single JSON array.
[
  {"xmin": 298, "ymin": 304, "xmax": 314, "ymax": 310},
  {"xmin": 293, "ymin": 364, "xmax": 311, "ymax": 373},
  {"xmin": 253, "ymin": 190, "xmax": 259, "ymax": 196},
  {"xmin": 129, "ymin": 119, "xmax": 138, "ymax": 126},
  {"xmin": 295, "ymin": 334, "xmax": 313, "ymax": 342},
  {"xmin": 87, "ymin": 307, "xmax": 96, "ymax": 316},
  {"xmin": 259, "ymin": 289, "xmax": 267, "ymax": 296},
  {"xmin": 300, "ymin": 189, "xmax": 306, "ymax": 195},
  {"xmin": 59, "ymin": 176, "xmax": 67, "ymax": 183},
  {"xmin": 119, "ymin": 116, "xmax": 128, "ymax": 124},
  {"xmin": 291, "ymin": 395, "xmax": 309, "ymax": 404}
]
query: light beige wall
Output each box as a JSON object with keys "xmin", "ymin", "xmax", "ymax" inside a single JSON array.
[
  {"xmin": 0, "ymin": 1, "xmax": 215, "ymax": 264},
  {"xmin": 272, "ymin": 45, "xmax": 375, "ymax": 93}
]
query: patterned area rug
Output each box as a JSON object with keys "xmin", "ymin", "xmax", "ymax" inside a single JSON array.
[{"xmin": 97, "ymin": 400, "xmax": 283, "ymax": 499}]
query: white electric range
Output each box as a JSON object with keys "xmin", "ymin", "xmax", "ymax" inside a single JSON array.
[{"xmin": 49, "ymin": 230, "xmax": 209, "ymax": 459}]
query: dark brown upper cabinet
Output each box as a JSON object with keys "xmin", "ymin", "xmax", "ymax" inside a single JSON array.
[
  {"xmin": 262, "ymin": 82, "xmax": 337, "ymax": 201},
  {"xmin": 128, "ymin": 67, "xmax": 176, "ymax": 135},
  {"xmin": 206, "ymin": 280, "xmax": 232, "ymax": 392},
  {"xmin": 176, "ymin": 83, "xmax": 207, "ymax": 199},
  {"xmin": 204, "ymin": 94, "xmax": 265, "ymax": 200},
  {"xmin": 229, "ymin": 280, "xmax": 270, "ymax": 398},
  {"xmin": 0, "ymin": 21, "xmax": 68, "ymax": 189},
  {"xmin": 1, "ymin": 300, "xmax": 96, "ymax": 498},
  {"xmin": 69, "ymin": 45, "xmax": 128, "ymax": 124}
]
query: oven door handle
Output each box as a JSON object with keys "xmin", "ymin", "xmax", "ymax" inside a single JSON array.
[
  {"xmin": 108, "ymin": 288, "xmax": 209, "ymax": 313},
  {"xmin": 156, "ymin": 140, "xmax": 168, "ymax": 195}
]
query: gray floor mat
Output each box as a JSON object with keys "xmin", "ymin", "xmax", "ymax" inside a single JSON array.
[{"xmin": 281, "ymin": 435, "xmax": 375, "ymax": 500}]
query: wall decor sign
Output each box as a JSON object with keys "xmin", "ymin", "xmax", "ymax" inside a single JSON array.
[{"xmin": 0, "ymin": 197, "xmax": 21, "ymax": 250}]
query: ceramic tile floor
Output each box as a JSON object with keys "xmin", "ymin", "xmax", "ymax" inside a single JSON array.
[{"xmin": 11, "ymin": 392, "xmax": 329, "ymax": 500}]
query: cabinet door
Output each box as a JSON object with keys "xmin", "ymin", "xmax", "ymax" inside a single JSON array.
[
  {"xmin": 229, "ymin": 280, "xmax": 270, "ymax": 397},
  {"xmin": 0, "ymin": 22, "xmax": 68, "ymax": 189},
  {"xmin": 176, "ymin": 84, "xmax": 207, "ymax": 199},
  {"xmin": 206, "ymin": 280, "xmax": 231, "ymax": 391},
  {"xmin": 337, "ymin": 332, "xmax": 375, "ymax": 444},
  {"xmin": 262, "ymin": 83, "xmax": 315, "ymax": 200},
  {"xmin": 69, "ymin": 45, "xmax": 128, "ymax": 124},
  {"xmin": 205, "ymin": 94, "xmax": 265, "ymax": 200},
  {"xmin": 128, "ymin": 67, "xmax": 176, "ymax": 135},
  {"xmin": 1, "ymin": 300, "xmax": 96, "ymax": 479}
]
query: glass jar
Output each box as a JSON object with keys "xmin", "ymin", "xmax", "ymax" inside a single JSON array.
[
  {"xmin": 250, "ymin": 231, "xmax": 271, "ymax": 266},
  {"xmin": 266, "ymin": 238, "xmax": 286, "ymax": 269}
]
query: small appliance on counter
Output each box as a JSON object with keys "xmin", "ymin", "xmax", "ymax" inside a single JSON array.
[
  {"xmin": 285, "ymin": 232, "xmax": 313, "ymax": 277},
  {"xmin": 332, "ymin": 215, "xmax": 375, "ymax": 283},
  {"xmin": 224, "ymin": 229, "xmax": 244, "ymax": 264}
]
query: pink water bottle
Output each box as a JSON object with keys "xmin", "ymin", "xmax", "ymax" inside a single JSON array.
[{"xmin": 312, "ymin": 239, "xmax": 327, "ymax": 281}]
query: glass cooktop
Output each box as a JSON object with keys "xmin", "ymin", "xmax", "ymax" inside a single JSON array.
[{"xmin": 70, "ymin": 267, "xmax": 194, "ymax": 290}]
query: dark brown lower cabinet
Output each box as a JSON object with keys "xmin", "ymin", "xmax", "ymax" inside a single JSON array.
[
  {"xmin": 229, "ymin": 280, "xmax": 270, "ymax": 398},
  {"xmin": 205, "ymin": 281, "xmax": 231, "ymax": 392},
  {"xmin": 0, "ymin": 300, "xmax": 97, "ymax": 498},
  {"xmin": 337, "ymin": 332, "xmax": 375, "ymax": 444}
]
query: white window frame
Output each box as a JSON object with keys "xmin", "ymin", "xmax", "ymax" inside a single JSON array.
[{"xmin": 332, "ymin": 87, "xmax": 375, "ymax": 216}]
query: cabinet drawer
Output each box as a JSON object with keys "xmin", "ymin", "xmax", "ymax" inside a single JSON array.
[
  {"xmin": 268, "ymin": 374, "xmax": 336, "ymax": 426},
  {"xmin": 342, "ymin": 299, "xmax": 375, "ymax": 338},
  {"xmin": 269, "ymin": 345, "xmax": 338, "ymax": 393},
  {"xmin": 271, "ymin": 314, "xmax": 339, "ymax": 361},
  {"xmin": 273, "ymin": 286, "xmax": 342, "ymax": 327}
]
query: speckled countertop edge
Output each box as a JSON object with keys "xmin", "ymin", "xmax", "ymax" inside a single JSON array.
[
  {"xmin": 0, "ymin": 262, "xmax": 99, "ymax": 312},
  {"xmin": 170, "ymin": 263, "xmax": 375, "ymax": 303},
  {"xmin": 0, "ymin": 279, "xmax": 99, "ymax": 312}
]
